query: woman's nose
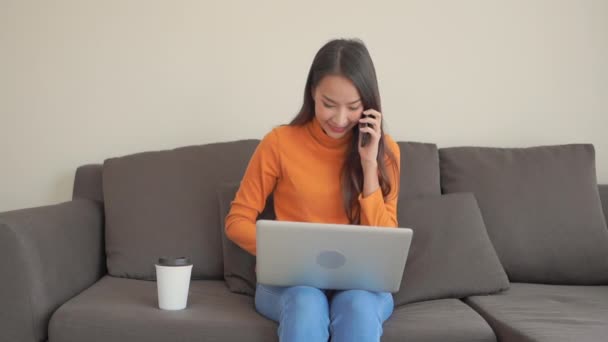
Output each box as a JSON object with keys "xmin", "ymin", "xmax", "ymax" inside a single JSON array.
[{"xmin": 335, "ymin": 109, "xmax": 349, "ymax": 126}]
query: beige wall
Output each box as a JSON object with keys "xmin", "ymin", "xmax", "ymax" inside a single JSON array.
[{"xmin": 1, "ymin": 0, "xmax": 607, "ymax": 212}]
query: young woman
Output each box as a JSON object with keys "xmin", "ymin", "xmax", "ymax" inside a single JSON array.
[{"xmin": 225, "ymin": 38, "xmax": 400, "ymax": 342}]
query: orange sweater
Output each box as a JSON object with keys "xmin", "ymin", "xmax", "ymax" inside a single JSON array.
[{"xmin": 225, "ymin": 117, "xmax": 401, "ymax": 255}]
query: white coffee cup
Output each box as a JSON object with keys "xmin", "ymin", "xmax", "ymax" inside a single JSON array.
[{"xmin": 155, "ymin": 257, "xmax": 193, "ymax": 310}]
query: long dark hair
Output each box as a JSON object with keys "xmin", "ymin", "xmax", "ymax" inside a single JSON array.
[{"xmin": 290, "ymin": 38, "xmax": 397, "ymax": 224}]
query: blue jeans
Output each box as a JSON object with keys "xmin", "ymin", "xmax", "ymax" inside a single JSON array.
[{"xmin": 255, "ymin": 284, "xmax": 394, "ymax": 342}]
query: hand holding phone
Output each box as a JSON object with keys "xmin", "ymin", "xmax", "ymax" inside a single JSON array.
[{"xmin": 360, "ymin": 113, "xmax": 373, "ymax": 147}]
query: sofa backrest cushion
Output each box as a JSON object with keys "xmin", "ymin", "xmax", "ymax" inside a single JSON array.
[
  {"xmin": 397, "ymin": 142, "xmax": 441, "ymax": 199},
  {"xmin": 72, "ymin": 164, "xmax": 103, "ymax": 203},
  {"xmin": 103, "ymin": 140, "xmax": 259, "ymax": 280},
  {"xmin": 394, "ymin": 193, "xmax": 510, "ymax": 306},
  {"xmin": 217, "ymin": 182, "xmax": 274, "ymax": 296},
  {"xmin": 439, "ymin": 144, "xmax": 608, "ymax": 284},
  {"xmin": 599, "ymin": 185, "xmax": 608, "ymax": 224}
]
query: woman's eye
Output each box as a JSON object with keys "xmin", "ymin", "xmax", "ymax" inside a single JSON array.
[
  {"xmin": 349, "ymin": 107, "xmax": 361, "ymax": 111},
  {"xmin": 323, "ymin": 102, "xmax": 335, "ymax": 108}
]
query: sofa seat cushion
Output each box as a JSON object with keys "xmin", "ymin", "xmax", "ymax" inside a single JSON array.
[
  {"xmin": 383, "ymin": 298, "xmax": 496, "ymax": 342},
  {"xmin": 466, "ymin": 283, "xmax": 608, "ymax": 342},
  {"xmin": 48, "ymin": 276, "xmax": 276, "ymax": 342},
  {"xmin": 48, "ymin": 276, "xmax": 499, "ymax": 342}
]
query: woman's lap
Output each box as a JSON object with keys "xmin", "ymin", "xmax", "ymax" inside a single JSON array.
[{"xmin": 255, "ymin": 284, "xmax": 393, "ymax": 322}]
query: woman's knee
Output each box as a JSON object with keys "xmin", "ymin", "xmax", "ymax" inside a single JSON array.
[
  {"xmin": 331, "ymin": 290, "xmax": 393, "ymax": 319},
  {"xmin": 333, "ymin": 290, "xmax": 372, "ymax": 312},
  {"xmin": 281, "ymin": 286, "xmax": 329, "ymax": 315}
]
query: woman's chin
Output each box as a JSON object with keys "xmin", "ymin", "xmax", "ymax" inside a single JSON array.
[{"xmin": 327, "ymin": 130, "xmax": 351, "ymax": 139}]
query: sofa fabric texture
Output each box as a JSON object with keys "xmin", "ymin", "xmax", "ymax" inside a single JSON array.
[
  {"xmin": 466, "ymin": 283, "xmax": 608, "ymax": 342},
  {"xmin": 0, "ymin": 199, "xmax": 104, "ymax": 342},
  {"xmin": 394, "ymin": 193, "xmax": 509, "ymax": 306},
  {"xmin": 383, "ymin": 299, "xmax": 497, "ymax": 342},
  {"xmin": 439, "ymin": 144, "xmax": 608, "ymax": 284},
  {"xmin": 49, "ymin": 276, "xmax": 277, "ymax": 342},
  {"xmin": 103, "ymin": 140, "xmax": 259, "ymax": 280},
  {"xmin": 48, "ymin": 276, "xmax": 498, "ymax": 342}
]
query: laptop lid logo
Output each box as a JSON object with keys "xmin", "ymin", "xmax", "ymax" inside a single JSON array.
[{"xmin": 316, "ymin": 250, "xmax": 346, "ymax": 269}]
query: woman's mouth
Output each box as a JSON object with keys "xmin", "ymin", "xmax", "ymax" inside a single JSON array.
[{"xmin": 328, "ymin": 123, "xmax": 348, "ymax": 134}]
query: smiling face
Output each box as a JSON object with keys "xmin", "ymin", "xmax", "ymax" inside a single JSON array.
[{"xmin": 312, "ymin": 74, "xmax": 363, "ymax": 139}]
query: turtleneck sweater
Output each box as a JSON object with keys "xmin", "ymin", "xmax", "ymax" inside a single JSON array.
[{"xmin": 225, "ymin": 117, "xmax": 400, "ymax": 255}]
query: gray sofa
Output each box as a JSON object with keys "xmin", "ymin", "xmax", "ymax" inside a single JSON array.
[{"xmin": 2, "ymin": 140, "xmax": 608, "ymax": 342}]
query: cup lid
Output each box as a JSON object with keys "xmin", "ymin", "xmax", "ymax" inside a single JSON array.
[{"xmin": 157, "ymin": 256, "xmax": 192, "ymax": 267}]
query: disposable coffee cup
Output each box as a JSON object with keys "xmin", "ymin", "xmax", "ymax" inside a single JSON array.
[{"xmin": 155, "ymin": 256, "xmax": 193, "ymax": 310}]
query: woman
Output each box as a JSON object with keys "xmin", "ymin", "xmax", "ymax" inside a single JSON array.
[{"xmin": 225, "ymin": 38, "xmax": 400, "ymax": 342}]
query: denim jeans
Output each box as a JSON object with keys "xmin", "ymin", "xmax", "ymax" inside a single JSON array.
[{"xmin": 255, "ymin": 284, "xmax": 394, "ymax": 342}]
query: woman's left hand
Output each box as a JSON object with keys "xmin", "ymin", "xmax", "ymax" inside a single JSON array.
[{"xmin": 358, "ymin": 109, "xmax": 382, "ymax": 168}]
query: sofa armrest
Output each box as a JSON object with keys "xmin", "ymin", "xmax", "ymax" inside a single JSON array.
[
  {"xmin": 0, "ymin": 199, "xmax": 105, "ymax": 342},
  {"xmin": 600, "ymin": 185, "xmax": 608, "ymax": 224}
]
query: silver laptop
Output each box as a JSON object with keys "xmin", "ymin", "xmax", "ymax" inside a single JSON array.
[{"xmin": 256, "ymin": 220, "xmax": 413, "ymax": 293}]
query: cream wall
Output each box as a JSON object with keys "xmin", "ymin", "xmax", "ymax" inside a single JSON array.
[{"xmin": 1, "ymin": 0, "xmax": 607, "ymax": 212}]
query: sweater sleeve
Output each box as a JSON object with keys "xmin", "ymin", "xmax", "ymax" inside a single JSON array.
[
  {"xmin": 359, "ymin": 135, "xmax": 401, "ymax": 227},
  {"xmin": 225, "ymin": 129, "xmax": 281, "ymax": 255}
]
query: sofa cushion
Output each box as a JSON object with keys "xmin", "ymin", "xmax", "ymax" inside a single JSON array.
[
  {"xmin": 466, "ymin": 283, "xmax": 608, "ymax": 342},
  {"xmin": 103, "ymin": 140, "xmax": 260, "ymax": 280},
  {"xmin": 599, "ymin": 185, "xmax": 608, "ymax": 223},
  {"xmin": 48, "ymin": 276, "xmax": 277, "ymax": 342},
  {"xmin": 439, "ymin": 144, "xmax": 608, "ymax": 284},
  {"xmin": 383, "ymin": 298, "xmax": 496, "ymax": 342},
  {"xmin": 396, "ymin": 142, "xmax": 442, "ymax": 198},
  {"xmin": 394, "ymin": 193, "xmax": 509, "ymax": 306},
  {"xmin": 72, "ymin": 164, "xmax": 103, "ymax": 203},
  {"xmin": 47, "ymin": 276, "xmax": 497, "ymax": 342},
  {"xmin": 217, "ymin": 182, "xmax": 275, "ymax": 296}
]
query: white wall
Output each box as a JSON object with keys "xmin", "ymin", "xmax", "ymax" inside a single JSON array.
[{"xmin": 1, "ymin": 0, "xmax": 607, "ymax": 212}]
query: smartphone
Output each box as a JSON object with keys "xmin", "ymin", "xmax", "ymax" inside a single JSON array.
[{"xmin": 360, "ymin": 113, "xmax": 373, "ymax": 147}]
